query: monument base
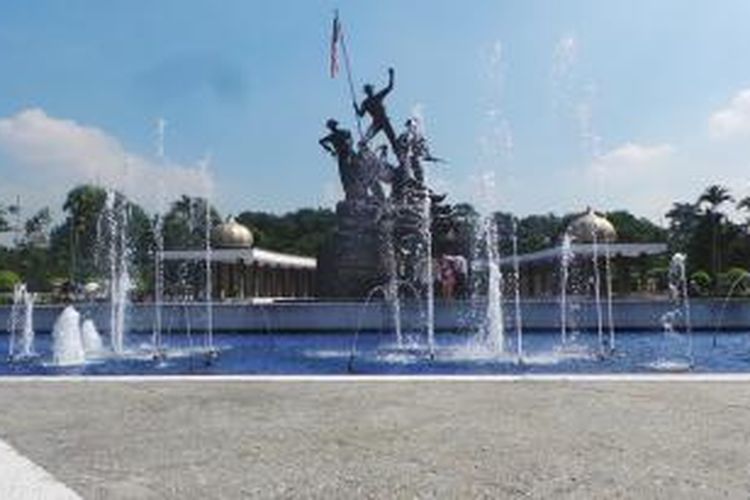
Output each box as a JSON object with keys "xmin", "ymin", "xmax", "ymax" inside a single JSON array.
[{"xmin": 316, "ymin": 200, "xmax": 390, "ymax": 298}]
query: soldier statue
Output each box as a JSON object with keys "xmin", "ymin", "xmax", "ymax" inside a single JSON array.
[
  {"xmin": 354, "ymin": 67, "xmax": 398, "ymax": 151},
  {"xmin": 319, "ymin": 119, "xmax": 358, "ymax": 200},
  {"xmin": 397, "ymin": 118, "xmax": 439, "ymax": 186}
]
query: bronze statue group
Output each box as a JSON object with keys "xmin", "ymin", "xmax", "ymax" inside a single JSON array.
[
  {"xmin": 317, "ymin": 66, "xmax": 471, "ymax": 299},
  {"xmin": 319, "ymin": 67, "xmax": 441, "ymax": 208}
]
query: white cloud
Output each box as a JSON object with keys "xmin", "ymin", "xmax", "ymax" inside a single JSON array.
[
  {"xmin": 0, "ymin": 108, "xmax": 212, "ymax": 212},
  {"xmin": 589, "ymin": 142, "xmax": 674, "ymax": 176},
  {"xmin": 709, "ymin": 89, "xmax": 750, "ymax": 140},
  {"xmin": 583, "ymin": 142, "xmax": 676, "ymax": 221}
]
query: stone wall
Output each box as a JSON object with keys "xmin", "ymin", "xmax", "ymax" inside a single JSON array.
[{"xmin": 1, "ymin": 299, "xmax": 749, "ymax": 333}]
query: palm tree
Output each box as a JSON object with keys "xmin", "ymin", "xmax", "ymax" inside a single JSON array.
[
  {"xmin": 698, "ymin": 185, "xmax": 734, "ymax": 213},
  {"xmin": 665, "ymin": 202, "xmax": 700, "ymax": 251},
  {"xmin": 697, "ymin": 185, "xmax": 734, "ymax": 279},
  {"xmin": 737, "ymin": 196, "xmax": 750, "ymax": 216}
]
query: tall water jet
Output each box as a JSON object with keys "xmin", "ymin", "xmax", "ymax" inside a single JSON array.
[
  {"xmin": 511, "ymin": 219, "xmax": 523, "ymax": 360},
  {"xmin": 422, "ymin": 190, "xmax": 435, "ymax": 356},
  {"xmin": 200, "ymin": 158, "xmax": 216, "ymax": 356},
  {"xmin": 52, "ymin": 306, "xmax": 86, "ymax": 366},
  {"xmin": 19, "ymin": 286, "xmax": 35, "ymax": 357},
  {"xmin": 483, "ymin": 214, "xmax": 505, "ymax": 353},
  {"xmin": 604, "ymin": 239, "xmax": 615, "ymax": 351},
  {"xmin": 105, "ymin": 188, "xmax": 132, "ymax": 354},
  {"xmin": 7, "ymin": 285, "xmax": 20, "ymax": 359},
  {"xmin": 8, "ymin": 283, "xmax": 35, "ymax": 360},
  {"xmin": 559, "ymin": 233, "xmax": 573, "ymax": 344},
  {"xmin": 669, "ymin": 252, "xmax": 693, "ymax": 359},
  {"xmin": 382, "ymin": 216, "xmax": 403, "ymax": 347},
  {"xmin": 152, "ymin": 118, "xmax": 168, "ymax": 358},
  {"xmin": 152, "ymin": 215, "xmax": 165, "ymax": 357},
  {"xmin": 591, "ymin": 230, "xmax": 605, "ymax": 356},
  {"xmin": 651, "ymin": 253, "xmax": 693, "ymax": 372}
]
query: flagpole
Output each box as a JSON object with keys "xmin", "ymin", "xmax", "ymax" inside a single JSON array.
[{"xmin": 335, "ymin": 11, "xmax": 364, "ymax": 140}]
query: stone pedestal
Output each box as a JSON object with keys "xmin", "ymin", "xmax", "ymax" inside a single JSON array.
[{"xmin": 316, "ymin": 200, "xmax": 390, "ymax": 298}]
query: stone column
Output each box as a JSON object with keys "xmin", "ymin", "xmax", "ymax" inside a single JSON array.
[{"xmin": 239, "ymin": 261, "xmax": 245, "ymax": 300}]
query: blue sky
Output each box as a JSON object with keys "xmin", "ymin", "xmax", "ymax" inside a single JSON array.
[{"xmin": 2, "ymin": 1, "xmax": 750, "ymax": 223}]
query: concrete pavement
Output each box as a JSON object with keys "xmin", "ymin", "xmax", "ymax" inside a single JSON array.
[{"xmin": 0, "ymin": 378, "xmax": 748, "ymax": 499}]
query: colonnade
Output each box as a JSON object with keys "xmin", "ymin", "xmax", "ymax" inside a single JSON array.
[{"xmin": 213, "ymin": 261, "xmax": 316, "ymax": 300}]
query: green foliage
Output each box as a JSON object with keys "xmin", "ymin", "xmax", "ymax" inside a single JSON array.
[
  {"xmin": 666, "ymin": 185, "xmax": 750, "ymax": 292},
  {"xmin": 162, "ymin": 195, "xmax": 221, "ymax": 250},
  {"xmin": 605, "ymin": 211, "xmax": 667, "ymax": 243},
  {"xmin": 44, "ymin": 185, "xmax": 155, "ymax": 290},
  {"xmin": 0, "ymin": 206, "xmax": 10, "ymax": 233},
  {"xmin": 237, "ymin": 208, "xmax": 335, "ymax": 256},
  {"xmin": 4, "ymin": 180, "xmax": 750, "ymax": 298},
  {"xmin": 24, "ymin": 207, "xmax": 52, "ymax": 246},
  {"xmin": 516, "ymin": 213, "xmax": 566, "ymax": 254},
  {"xmin": 48, "ymin": 184, "xmax": 108, "ymax": 282},
  {"xmin": 716, "ymin": 267, "xmax": 750, "ymax": 297},
  {"xmin": 0, "ymin": 269, "xmax": 20, "ymax": 291},
  {"xmin": 689, "ymin": 270, "xmax": 712, "ymax": 296}
]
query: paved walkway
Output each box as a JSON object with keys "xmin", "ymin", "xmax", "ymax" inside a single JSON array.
[
  {"xmin": 0, "ymin": 437, "xmax": 81, "ymax": 499},
  {"xmin": 0, "ymin": 378, "xmax": 749, "ymax": 499}
]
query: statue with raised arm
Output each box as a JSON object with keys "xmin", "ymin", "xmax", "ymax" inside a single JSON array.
[
  {"xmin": 319, "ymin": 119, "xmax": 359, "ymax": 200},
  {"xmin": 354, "ymin": 67, "xmax": 398, "ymax": 151}
]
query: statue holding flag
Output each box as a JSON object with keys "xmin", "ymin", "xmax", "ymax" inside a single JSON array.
[{"xmin": 318, "ymin": 10, "xmax": 453, "ymax": 298}]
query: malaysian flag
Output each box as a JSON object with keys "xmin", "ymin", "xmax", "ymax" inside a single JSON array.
[{"xmin": 330, "ymin": 11, "xmax": 341, "ymax": 78}]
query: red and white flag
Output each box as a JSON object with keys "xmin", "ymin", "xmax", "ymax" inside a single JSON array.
[{"xmin": 330, "ymin": 11, "xmax": 341, "ymax": 78}]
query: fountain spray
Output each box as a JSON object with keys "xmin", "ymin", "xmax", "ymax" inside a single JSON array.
[
  {"xmin": 383, "ymin": 216, "xmax": 403, "ymax": 347},
  {"xmin": 200, "ymin": 157, "xmax": 216, "ymax": 359},
  {"xmin": 511, "ymin": 219, "xmax": 523, "ymax": 361},
  {"xmin": 560, "ymin": 233, "xmax": 573, "ymax": 344},
  {"xmin": 604, "ymin": 239, "xmax": 615, "ymax": 352},
  {"xmin": 591, "ymin": 229, "xmax": 604, "ymax": 357},
  {"xmin": 7, "ymin": 283, "xmax": 35, "ymax": 360},
  {"xmin": 483, "ymin": 214, "xmax": 505, "ymax": 353},
  {"xmin": 670, "ymin": 253, "xmax": 693, "ymax": 361},
  {"xmin": 423, "ymin": 191, "xmax": 435, "ymax": 357},
  {"xmin": 105, "ymin": 188, "xmax": 132, "ymax": 354},
  {"xmin": 152, "ymin": 118, "xmax": 167, "ymax": 359}
]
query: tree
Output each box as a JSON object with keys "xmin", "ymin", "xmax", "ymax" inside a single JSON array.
[
  {"xmin": 236, "ymin": 208, "xmax": 335, "ymax": 256},
  {"xmin": 162, "ymin": 195, "xmax": 221, "ymax": 250},
  {"xmin": 516, "ymin": 213, "xmax": 566, "ymax": 254},
  {"xmin": 48, "ymin": 185, "xmax": 108, "ymax": 283},
  {"xmin": 0, "ymin": 205, "xmax": 10, "ymax": 233},
  {"xmin": 697, "ymin": 184, "xmax": 733, "ymax": 278},
  {"xmin": 737, "ymin": 196, "xmax": 750, "ymax": 230},
  {"xmin": 665, "ymin": 202, "xmax": 700, "ymax": 253},
  {"xmin": 605, "ymin": 211, "xmax": 667, "ymax": 243},
  {"xmin": 0, "ymin": 269, "xmax": 20, "ymax": 292},
  {"xmin": 24, "ymin": 207, "xmax": 52, "ymax": 247},
  {"xmin": 48, "ymin": 185, "xmax": 155, "ymax": 289}
]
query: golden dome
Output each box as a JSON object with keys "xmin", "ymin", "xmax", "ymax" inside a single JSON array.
[
  {"xmin": 211, "ymin": 218, "xmax": 254, "ymax": 249},
  {"xmin": 565, "ymin": 207, "xmax": 617, "ymax": 243}
]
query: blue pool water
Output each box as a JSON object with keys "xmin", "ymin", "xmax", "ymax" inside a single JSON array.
[{"xmin": 3, "ymin": 331, "xmax": 750, "ymax": 375}]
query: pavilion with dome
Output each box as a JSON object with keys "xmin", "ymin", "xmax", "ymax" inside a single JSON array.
[
  {"xmin": 162, "ymin": 218, "xmax": 317, "ymax": 301},
  {"xmin": 499, "ymin": 207, "xmax": 668, "ymax": 297}
]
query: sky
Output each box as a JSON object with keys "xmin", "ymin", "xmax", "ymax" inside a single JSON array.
[{"xmin": 3, "ymin": 1, "xmax": 750, "ymax": 224}]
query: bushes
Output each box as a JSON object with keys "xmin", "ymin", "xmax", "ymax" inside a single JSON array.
[
  {"xmin": 716, "ymin": 267, "xmax": 750, "ymax": 297},
  {"xmin": 689, "ymin": 270, "xmax": 712, "ymax": 296},
  {"xmin": 0, "ymin": 270, "xmax": 20, "ymax": 292}
]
